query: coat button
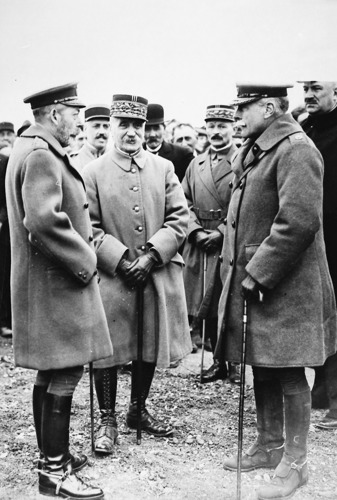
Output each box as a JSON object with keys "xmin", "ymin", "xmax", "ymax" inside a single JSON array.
[
  {"xmin": 219, "ymin": 256, "xmax": 223, "ymax": 263},
  {"xmin": 78, "ymin": 271, "xmax": 83, "ymax": 276},
  {"xmin": 224, "ymin": 217, "xmax": 227, "ymax": 225},
  {"xmin": 134, "ymin": 205, "xmax": 140, "ymax": 212},
  {"xmin": 137, "ymin": 226, "xmax": 143, "ymax": 232},
  {"xmin": 131, "ymin": 167, "xmax": 136, "ymax": 173},
  {"xmin": 229, "ymin": 181, "xmax": 233, "ymax": 188},
  {"xmin": 140, "ymin": 245, "xmax": 146, "ymax": 250},
  {"xmin": 231, "ymin": 220, "xmax": 236, "ymax": 228},
  {"xmin": 230, "ymin": 259, "xmax": 234, "ymax": 266},
  {"xmin": 89, "ymin": 235, "xmax": 94, "ymax": 241},
  {"xmin": 239, "ymin": 181, "xmax": 244, "ymax": 189},
  {"xmin": 132, "ymin": 186, "xmax": 139, "ymax": 192},
  {"xmin": 84, "ymin": 202, "xmax": 89, "ymax": 209}
]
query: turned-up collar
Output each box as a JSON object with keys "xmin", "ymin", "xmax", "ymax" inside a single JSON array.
[
  {"xmin": 21, "ymin": 123, "xmax": 67, "ymax": 158},
  {"xmin": 253, "ymin": 113, "xmax": 302, "ymax": 152}
]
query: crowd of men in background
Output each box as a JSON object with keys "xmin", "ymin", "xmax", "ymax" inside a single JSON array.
[{"xmin": 1, "ymin": 81, "xmax": 337, "ymax": 500}]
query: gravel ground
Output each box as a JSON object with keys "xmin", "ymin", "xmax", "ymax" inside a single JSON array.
[{"xmin": 0, "ymin": 337, "xmax": 336, "ymax": 500}]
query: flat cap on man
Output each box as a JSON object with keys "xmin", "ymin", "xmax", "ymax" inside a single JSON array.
[
  {"xmin": 205, "ymin": 105, "xmax": 236, "ymax": 122},
  {"xmin": 232, "ymin": 82, "xmax": 294, "ymax": 105},
  {"xmin": 85, "ymin": 105, "xmax": 110, "ymax": 122},
  {"xmin": 0, "ymin": 122, "xmax": 15, "ymax": 133},
  {"xmin": 110, "ymin": 94, "xmax": 148, "ymax": 121},
  {"xmin": 23, "ymin": 82, "xmax": 85, "ymax": 109},
  {"xmin": 146, "ymin": 104, "xmax": 165, "ymax": 126}
]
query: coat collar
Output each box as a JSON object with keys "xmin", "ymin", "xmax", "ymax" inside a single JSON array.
[
  {"xmin": 22, "ymin": 123, "xmax": 67, "ymax": 158},
  {"xmin": 303, "ymin": 104, "xmax": 337, "ymax": 131},
  {"xmin": 110, "ymin": 146, "xmax": 147, "ymax": 171}
]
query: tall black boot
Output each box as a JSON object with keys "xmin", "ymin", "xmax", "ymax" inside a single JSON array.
[
  {"xmin": 126, "ymin": 361, "xmax": 173, "ymax": 437},
  {"xmin": 223, "ymin": 378, "xmax": 284, "ymax": 471},
  {"xmin": 200, "ymin": 317, "xmax": 227, "ymax": 383},
  {"xmin": 94, "ymin": 367, "xmax": 118, "ymax": 454},
  {"xmin": 33, "ymin": 386, "xmax": 87, "ymax": 472},
  {"xmin": 39, "ymin": 393, "xmax": 103, "ymax": 499},
  {"xmin": 257, "ymin": 389, "xmax": 310, "ymax": 500}
]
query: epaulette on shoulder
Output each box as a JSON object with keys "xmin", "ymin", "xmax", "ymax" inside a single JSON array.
[
  {"xmin": 32, "ymin": 137, "xmax": 49, "ymax": 151},
  {"xmin": 289, "ymin": 132, "xmax": 306, "ymax": 144}
]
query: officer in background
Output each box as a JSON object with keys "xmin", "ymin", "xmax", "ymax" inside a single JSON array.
[
  {"xmin": 144, "ymin": 104, "xmax": 194, "ymax": 182},
  {"xmin": 6, "ymin": 83, "xmax": 113, "ymax": 500},
  {"xmin": 0, "ymin": 121, "xmax": 16, "ymax": 153},
  {"xmin": 219, "ymin": 83, "xmax": 337, "ymax": 500},
  {"xmin": 182, "ymin": 104, "xmax": 237, "ymax": 381},
  {"xmin": 300, "ymin": 80, "xmax": 337, "ymax": 430},
  {"xmin": 71, "ymin": 104, "xmax": 110, "ymax": 171},
  {"xmin": 82, "ymin": 94, "xmax": 191, "ymax": 455}
]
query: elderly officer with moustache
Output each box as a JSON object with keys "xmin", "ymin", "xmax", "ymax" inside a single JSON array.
[
  {"xmin": 217, "ymin": 83, "xmax": 337, "ymax": 500},
  {"xmin": 82, "ymin": 94, "xmax": 191, "ymax": 454},
  {"xmin": 71, "ymin": 104, "xmax": 110, "ymax": 171},
  {"xmin": 300, "ymin": 81, "xmax": 337, "ymax": 430},
  {"xmin": 182, "ymin": 104, "xmax": 238, "ymax": 382},
  {"xmin": 5, "ymin": 83, "xmax": 113, "ymax": 499}
]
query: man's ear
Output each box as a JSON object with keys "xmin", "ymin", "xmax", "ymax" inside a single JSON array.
[
  {"xmin": 50, "ymin": 107, "xmax": 59, "ymax": 126},
  {"xmin": 264, "ymin": 100, "xmax": 275, "ymax": 119}
]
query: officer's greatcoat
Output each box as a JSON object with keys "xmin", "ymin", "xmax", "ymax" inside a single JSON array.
[
  {"xmin": 82, "ymin": 147, "xmax": 191, "ymax": 369},
  {"xmin": 182, "ymin": 145, "xmax": 236, "ymax": 317},
  {"xmin": 5, "ymin": 124, "xmax": 113, "ymax": 370},
  {"xmin": 216, "ymin": 114, "xmax": 337, "ymax": 367}
]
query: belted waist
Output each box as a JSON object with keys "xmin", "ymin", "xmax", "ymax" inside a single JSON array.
[{"xmin": 193, "ymin": 207, "xmax": 227, "ymax": 220}]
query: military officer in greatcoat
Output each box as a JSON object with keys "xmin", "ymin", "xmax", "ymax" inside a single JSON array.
[
  {"xmin": 182, "ymin": 104, "xmax": 238, "ymax": 382},
  {"xmin": 71, "ymin": 104, "xmax": 110, "ymax": 171},
  {"xmin": 218, "ymin": 83, "xmax": 337, "ymax": 500},
  {"xmin": 82, "ymin": 94, "xmax": 191, "ymax": 455},
  {"xmin": 5, "ymin": 83, "xmax": 113, "ymax": 500}
]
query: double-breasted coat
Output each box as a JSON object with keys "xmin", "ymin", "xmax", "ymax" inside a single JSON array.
[
  {"xmin": 82, "ymin": 147, "xmax": 191, "ymax": 369},
  {"xmin": 182, "ymin": 145, "xmax": 236, "ymax": 318},
  {"xmin": 215, "ymin": 114, "xmax": 337, "ymax": 368},
  {"xmin": 5, "ymin": 124, "xmax": 113, "ymax": 370}
]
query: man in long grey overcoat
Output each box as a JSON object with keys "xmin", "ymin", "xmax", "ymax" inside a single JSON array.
[
  {"xmin": 82, "ymin": 94, "xmax": 191, "ymax": 454},
  {"xmin": 182, "ymin": 104, "xmax": 237, "ymax": 382},
  {"xmin": 218, "ymin": 83, "xmax": 337, "ymax": 500},
  {"xmin": 5, "ymin": 83, "xmax": 113, "ymax": 500}
]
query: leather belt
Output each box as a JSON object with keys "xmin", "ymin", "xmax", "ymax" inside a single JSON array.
[{"xmin": 193, "ymin": 207, "xmax": 226, "ymax": 220}]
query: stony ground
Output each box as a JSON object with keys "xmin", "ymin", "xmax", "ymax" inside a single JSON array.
[{"xmin": 1, "ymin": 336, "xmax": 337, "ymax": 500}]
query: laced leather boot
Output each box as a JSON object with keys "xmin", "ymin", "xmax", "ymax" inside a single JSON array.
[
  {"xmin": 33, "ymin": 385, "xmax": 87, "ymax": 472},
  {"xmin": 94, "ymin": 367, "xmax": 118, "ymax": 454},
  {"xmin": 126, "ymin": 361, "xmax": 174, "ymax": 437},
  {"xmin": 39, "ymin": 393, "xmax": 103, "ymax": 499}
]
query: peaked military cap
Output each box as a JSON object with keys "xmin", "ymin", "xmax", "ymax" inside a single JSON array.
[
  {"xmin": 0, "ymin": 122, "xmax": 15, "ymax": 133},
  {"xmin": 146, "ymin": 104, "xmax": 164, "ymax": 125},
  {"xmin": 205, "ymin": 105, "xmax": 236, "ymax": 122},
  {"xmin": 23, "ymin": 82, "xmax": 85, "ymax": 109},
  {"xmin": 232, "ymin": 82, "xmax": 294, "ymax": 105},
  {"xmin": 85, "ymin": 104, "xmax": 110, "ymax": 122},
  {"xmin": 111, "ymin": 94, "xmax": 148, "ymax": 121},
  {"xmin": 17, "ymin": 120, "xmax": 32, "ymax": 137}
]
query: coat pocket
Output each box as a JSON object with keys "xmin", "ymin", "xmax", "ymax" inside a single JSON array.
[{"xmin": 245, "ymin": 244, "xmax": 260, "ymax": 263}]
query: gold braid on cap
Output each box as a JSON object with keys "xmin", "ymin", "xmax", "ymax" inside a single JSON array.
[
  {"xmin": 110, "ymin": 100, "xmax": 147, "ymax": 119},
  {"xmin": 206, "ymin": 108, "xmax": 235, "ymax": 120}
]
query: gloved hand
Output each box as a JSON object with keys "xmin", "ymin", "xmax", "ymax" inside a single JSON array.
[
  {"xmin": 124, "ymin": 252, "xmax": 158, "ymax": 286},
  {"xmin": 116, "ymin": 258, "xmax": 133, "ymax": 281},
  {"xmin": 200, "ymin": 230, "xmax": 223, "ymax": 254},
  {"xmin": 241, "ymin": 275, "xmax": 264, "ymax": 302},
  {"xmin": 191, "ymin": 230, "xmax": 210, "ymax": 249}
]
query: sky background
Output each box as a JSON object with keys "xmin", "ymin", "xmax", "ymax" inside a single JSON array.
[{"xmin": 1, "ymin": 0, "xmax": 336, "ymax": 130}]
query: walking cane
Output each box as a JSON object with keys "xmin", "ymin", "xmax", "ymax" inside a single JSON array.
[
  {"xmin": 199, "ymin": 252, "xmax": 207, "ymax": 383},
  {"xmin": 236, "ymin": 298, "xmax": 248, "ymax": 500},
  {"xmin": 89, "ymin": 362, "xmax": 95, "ymax": 453},
  {"xmin": 137, "ymin": 284, "xmax": 144, "ymax": 445}
]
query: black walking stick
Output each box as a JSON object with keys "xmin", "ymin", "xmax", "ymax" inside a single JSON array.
[
  {"xmin": 199, "ymin": 253, "xmax": 207, "ymax": 382},
  {"xmin": 237, "ymin": 298, "xmax": 248, "ymax": 500},
  {"xmin": 89, "ymin": 362, "xmax": 95, "ymax": 453},
  {"xmin": 137, "ymin": 284, "xmax": 144, "ymax": 445}
]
